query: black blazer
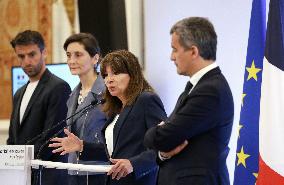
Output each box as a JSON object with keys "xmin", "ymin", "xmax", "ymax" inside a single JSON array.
[
  {"xmin": 81, "ymin": 91, "xmax": 167, "ymax": 185},
  {"xmin": 7, "ymin": 69, "xmax": 71, "ymax": 185},
  {"xmin": 144, "ymin": 67, "xmax": 234, "ymax": 185}
]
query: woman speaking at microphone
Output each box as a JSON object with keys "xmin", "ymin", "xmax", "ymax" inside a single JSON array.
[
  {"xmin": 61, "ymin": 33, "xmax": 108, "ymax": 185},
  {"xmin": 49, "ymin": 50, "xmax": 167, "ymax": 185}
]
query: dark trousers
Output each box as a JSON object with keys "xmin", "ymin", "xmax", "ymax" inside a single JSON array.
[{"xmin": 68, "ymin": 174, "xmax": 106, "ymax": 185}]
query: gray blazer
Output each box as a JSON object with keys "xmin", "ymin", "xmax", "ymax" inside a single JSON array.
[{"xmin": 67, "ymin": 74, "xmax": 108, "ymax": 175}]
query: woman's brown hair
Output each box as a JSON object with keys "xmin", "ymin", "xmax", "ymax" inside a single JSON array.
[{"xmin": 100, "ymin": 50, "xmax": 153, "ymax": 117}]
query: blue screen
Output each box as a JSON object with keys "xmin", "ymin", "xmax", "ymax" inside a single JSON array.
[{"xmin": 12, "ymin": 63, "xmax": 80, "ymax": 95}]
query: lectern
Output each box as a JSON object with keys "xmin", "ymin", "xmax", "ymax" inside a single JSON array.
[{"xmin": 0, "ymin": 145, "xmax": 112, "ymax": 185}]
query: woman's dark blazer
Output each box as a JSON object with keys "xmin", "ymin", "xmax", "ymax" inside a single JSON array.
[{"xmin": 81, "ymin": 91, "xmax": 167, "ymax": 185}]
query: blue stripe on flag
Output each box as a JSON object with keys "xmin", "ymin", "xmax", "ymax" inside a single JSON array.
[{"xmin": 265, "ymin": 0, "xmax": 284, "ymax": 71}]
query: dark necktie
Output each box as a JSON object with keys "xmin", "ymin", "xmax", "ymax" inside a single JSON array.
[
  {"xmin": 170, "ymin": 81, "xmax": 193, "ymax": 116},
  {"xmin": 179, "ymin": 81, "xmax": 193, "ymax": 104}
]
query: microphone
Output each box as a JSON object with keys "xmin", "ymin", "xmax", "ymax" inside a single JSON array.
[{"xmin": 28, "ymin": 99, "xmax": 105, "ymax": 159}]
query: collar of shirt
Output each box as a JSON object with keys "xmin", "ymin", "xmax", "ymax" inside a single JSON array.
[{"xmin": 189, "ymin": 62, "xmax": 218, "ymax": 86}]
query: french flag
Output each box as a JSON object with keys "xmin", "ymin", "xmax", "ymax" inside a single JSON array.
[{"xmin": 257, "ymin": 0, "xmax": 284, "ymax": 183}]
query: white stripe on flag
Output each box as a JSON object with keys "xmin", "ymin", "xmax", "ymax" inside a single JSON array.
[{"xmin": 259, "ymin": 57, "xmax": 284, "ymax": 177}]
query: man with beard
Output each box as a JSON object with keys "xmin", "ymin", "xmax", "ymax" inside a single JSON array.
[{"xmin": 7, "ymin": 30, "xmax": 71, "ymax": 185}]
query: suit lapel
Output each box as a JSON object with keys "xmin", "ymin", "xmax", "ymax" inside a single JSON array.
[
  {"xmin": 66, "ymin": 85, "xmax": 80, "ymax": 128},
  {"xmin": 14, "ymin": 85, "xmax": 27, "ymax": 132},
  {"xmin": 112, "ymin": 106, "xmax": 132, "ymax": 155},
  {"xmin": 170, "ymin": 67, "xmax": 221, "ymax": 117},
  {"xmin": 20, "ymin": 69, "xmax": 50, "ymax": 127},
  {"xmin": 170, "ymin": 82, "xmax": 192, "ymax": 116}
]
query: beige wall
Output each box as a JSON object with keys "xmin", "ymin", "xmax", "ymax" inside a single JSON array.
[
  {"xmin": 144, "ymin": 0, "xmax": 254, "ymax": 183},
  {"xmin": 0, "ymin": 120, "xmax": 9, "ymax": 144}
]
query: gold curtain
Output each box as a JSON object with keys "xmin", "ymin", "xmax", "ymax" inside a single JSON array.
[
  {"xmin": 63, "ymin": 0, "xmax": 76, "ymax": 34},
  {"xmin": 0, "ymin": 0, "xmax": 53, "ymax": 119}
]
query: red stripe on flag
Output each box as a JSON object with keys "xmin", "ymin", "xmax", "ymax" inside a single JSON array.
[{"xmin": 256, "ymin": 155, "xmax": 284, "ymax": 185}]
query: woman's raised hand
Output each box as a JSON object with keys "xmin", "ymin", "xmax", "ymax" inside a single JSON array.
[{"xmin": 48, "ymin": 129, "xmax": 83, "ymax": 155}]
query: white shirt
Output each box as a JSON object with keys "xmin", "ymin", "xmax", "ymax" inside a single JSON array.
[
  {"xmin": 19, "ymin": 80, "xmax": 39, "ymax": 123},
  {"xmin": 105, "ymin": 114, "xmax": 120, "ymax": 156},
  {"xmin": 188, "ymin": 62, "xmax": 218, "ymax": 94}
]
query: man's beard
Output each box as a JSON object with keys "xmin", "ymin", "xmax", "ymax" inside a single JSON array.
[{"xmin": 24, "ymin": 62, "xmax": 43, "ymax": 78}]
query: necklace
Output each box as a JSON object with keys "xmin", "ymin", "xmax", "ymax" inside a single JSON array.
[{"xmin": 78, "ymin": 89, "xmax": 90, "ymax": 105}]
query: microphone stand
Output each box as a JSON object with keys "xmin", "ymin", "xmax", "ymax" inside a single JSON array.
[
  {"xmin": 35, "ymin": 99, "xmax": 105, "ymax": 159},
  {"xmin": 26, "ymin": 99, "xmax": 100, "ymax": 145},
  {"xmin": 31, "ymin": 98, "xmax": 105, "ymax": 185}
]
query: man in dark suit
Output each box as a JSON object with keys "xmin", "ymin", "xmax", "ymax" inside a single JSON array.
[
  {"xmin": 144, "ymin": 17, "xmax": 234, "ymax": 185},
  {"xmin": 7, "ymin": 30, "xmax": 71, "ymax": 185}
]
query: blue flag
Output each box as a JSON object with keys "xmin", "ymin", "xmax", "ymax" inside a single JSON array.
[{"xmin": 233, "ymin": 0, "xmax": 266, "ymax": 184}]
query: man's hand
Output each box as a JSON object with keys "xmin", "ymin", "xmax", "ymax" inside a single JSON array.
[{"xmin": 160, "ymin": 140, "xmax": 188, "ymax": 159}]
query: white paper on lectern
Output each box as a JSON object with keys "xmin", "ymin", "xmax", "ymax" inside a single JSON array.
[
  {"xmin": 0, "ymin": 145, "xmax": 34, "ymax": 185},
  {"xmin": 0, "ymin": 145, "xmax": 26, "ymax": 170}
]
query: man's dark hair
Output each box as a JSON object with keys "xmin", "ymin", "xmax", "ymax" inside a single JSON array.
[
  {"xmin": 10, "ymin": 30, "xmax": 45, "ymax": 51},
  {"xmin": 63, "ymin": 33, "xmax": 101, "ymax": 57},
  {"xmin": 170, "ymin": 17, "xmax": 217, "ymax": 61}
]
